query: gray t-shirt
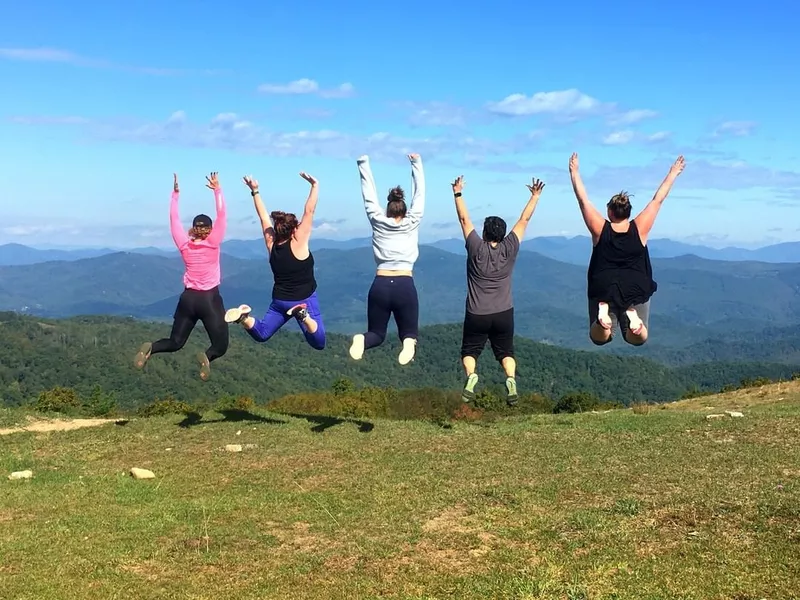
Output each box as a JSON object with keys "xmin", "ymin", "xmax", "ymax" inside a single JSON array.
[{"xmin": 465, "ymin": 230, "xmax": 520, "ymax": 315}]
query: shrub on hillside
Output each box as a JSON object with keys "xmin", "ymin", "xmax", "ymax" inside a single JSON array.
[
  {"xmin": 82, "ymin": 385, "xmax": 117, "ymax": 417},
  {"xmin": 34, "ymin": 386, "xmax": 81, "ymax": 414},
  {"xmin": 138, "ymin": 397, "xmax": 193, "ymax": 417},
  {"xmin": 553, "ymin": 392, "xmax": 603, "ymax": 414},
  {"xmin": 215, "ymin": 395, "xmax": 256, "ymax": 412}
]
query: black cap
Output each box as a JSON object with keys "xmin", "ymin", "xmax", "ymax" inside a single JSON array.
[{"xmin": 192, "ymin": 214, "xmax": 212, "ymax": 228}]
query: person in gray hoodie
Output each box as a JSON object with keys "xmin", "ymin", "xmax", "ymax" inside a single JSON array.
[{"xmin": 349, "ymin": 153, "xmax": 425, "ymax": 365}]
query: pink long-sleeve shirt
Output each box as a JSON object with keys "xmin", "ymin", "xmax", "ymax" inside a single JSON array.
[{"xmin": 170, "ymin": 188, "xmax": 227, "ymax": 290}]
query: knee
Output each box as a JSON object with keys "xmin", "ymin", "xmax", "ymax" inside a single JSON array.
[
  {"xmin": 625, "ymin": 336, "xmax": 647, "ymax": 347},
  {"xmin": 590, "ymin": 334, "xmax": 612, "ymax": 346}
]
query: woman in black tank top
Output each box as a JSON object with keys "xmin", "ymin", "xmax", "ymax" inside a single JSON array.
[
  {"xmin": 569, "ymin": 153, "xmax": 685, "ymax": 346},
  {"xmin": 222, "ymin": 172, "xmax": 327, "ymax": 351}
]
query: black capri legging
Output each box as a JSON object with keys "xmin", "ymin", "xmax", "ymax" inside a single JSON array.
[
  {"xmin": 151, "ymin": 286, "xmax": 229, "ymax": 361},
  {"xmin": 460, "ymin": 308, "xmax": 515, "ymax": 362}
]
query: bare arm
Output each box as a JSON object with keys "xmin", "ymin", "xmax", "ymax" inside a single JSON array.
[
  {"xmin": 294, "ymin": 172, "xmax": 319, "ymax": 244},
  {"xmin": 406, "ymin": 154, "xmax": 425, "ymax": 222},
  {"xmin": 243, "ymin": 175, "xmax": 275, "ymax": 253},
  {"xmin": 569, "ymin": 153, "xmax": 606, "ymax": 244},
  {"xmin": 169, "ymin": 174, "xmax": 189, "ymax": 248},
  {"xmin": 451, "ymin": 175, "xmax": 474, "ymax": 240},
  {"xmin": 634, "ymin": 156, "xmax": 685, "ymax": 244},
  {"xmin": 511, "ymin": 178, "xmax": 545, "ymax": 241},
  {"xmin": 204, "ymin": 172, "xmax": 227, "ymax": 245}
]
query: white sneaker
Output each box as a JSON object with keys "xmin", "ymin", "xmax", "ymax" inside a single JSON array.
[
  {"xmin": 398, "ymin": 338, "xmax": 417, "ymax": 365},
  {"xmin": 626, "ymin": 307, "xmax": 644, "ymax": 334},
  {"xmin": 349, "ymin": 334, "xmax": 365, "ymax": 360},
  {"xmin": 224, "ymin": 304, "xmax": 252, "ymax": 324}
]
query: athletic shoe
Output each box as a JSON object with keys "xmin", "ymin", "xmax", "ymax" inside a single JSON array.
[
  {"xmin": 225, "ymin": 304, "xmax": 252, "ymax": 324},
  {"xmin": 462, "ymin": 373, "xmax": 479, "ymax": 403},
  {"xmin": 287, "ymin": 304, "xmax": 309, "ymax": 322},
  {"xmin": 398, "ymin": 338, "xmax": 416, "ymax": 365},
  {"xmin": 197, "ymin": 352, "xmax": 211, "ymax": 381},
  {"xmin": 597, "ymin": 302, "xmax": 613, "ymax": 329},
  {"xmin": 626, "ymin": 307, "xmax": 644, "ymax": 335},
  {"xmin": 349, "ymin": 334, "xmax": 365, "ymax": 360},
  {"xmin": 505, "ymin": 377, "xmax": 518, "ymax": 406},
  {"xmin": 133, "ymin": 342, "xmax": 152, "ymax": 370}
]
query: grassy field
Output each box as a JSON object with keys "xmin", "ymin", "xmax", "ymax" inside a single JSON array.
[{"xmin": 1, "ymin": 383, "xmax": 799, "ymax": 599}]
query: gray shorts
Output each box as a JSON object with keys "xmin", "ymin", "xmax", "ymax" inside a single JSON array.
[{"xmin": 587, "ymin": 299, "xmax": 650, "ymax": 341}]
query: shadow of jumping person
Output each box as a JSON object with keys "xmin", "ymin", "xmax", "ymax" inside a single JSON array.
[
  {"xmin": 279, "ymin": 412, "xmax": 375, "ymax": 434},
  {"xmin": 177, "ymin": 409, "xmax": 288, "ymax": 429}
]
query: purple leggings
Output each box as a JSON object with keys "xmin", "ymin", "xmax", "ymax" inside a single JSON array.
[{"xmin": 245, "ymin": 292, "xmax": 326, "ymax": 350}]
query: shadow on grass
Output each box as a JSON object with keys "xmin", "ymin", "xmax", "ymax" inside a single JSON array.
[
  {"xmin": 280, "ymin": 412, "xmax": 375, "ymax": 434},
  {"xmin": 177, "ymin": 409, "xmax": 288, "ymax": 429}
]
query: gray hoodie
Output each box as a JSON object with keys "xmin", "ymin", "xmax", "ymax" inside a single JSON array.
[{"xmin": 357, "ymin": 155, "xmax": 425, "ymax": 271}]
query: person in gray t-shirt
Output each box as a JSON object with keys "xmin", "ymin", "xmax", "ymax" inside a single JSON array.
[{"xmin": 451, "ymin": 174, "xmax": 546, "ymax": 406}]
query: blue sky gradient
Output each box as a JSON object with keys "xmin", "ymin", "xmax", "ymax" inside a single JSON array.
[{"xmin": 1, "ymin": 0, "xmax": 798, "ymax": 248}]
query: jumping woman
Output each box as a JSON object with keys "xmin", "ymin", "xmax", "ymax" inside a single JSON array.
[
  {"xmin": 349, "ymin": 153, "xmax": 425, "ymax": 365},
  {"xmin": 224, "ymin": 172, "xmax": 326, "ymax": 350},
  {"xmin": 569, "ymin": 153, "xmax": 685, "ymax": 346},
  {"xmin": 134, "ymin": 172, "xmax": 229, "ymax": 380}
]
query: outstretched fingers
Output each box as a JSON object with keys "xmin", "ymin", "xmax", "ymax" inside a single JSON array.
[
  {"xmin": 299, "ymin": 172, "xmax": 318, "ymax": 185},
  {"xmin": 526, "ymin": 177, "xmax": 546, "ymax": 194},
  {"xmin": 205, "ymin": 171, "xmax": 220, "ymax": 190},
  {"xmin": 451, "ymin": 175, "xmax": 465, "ymax": 192}
]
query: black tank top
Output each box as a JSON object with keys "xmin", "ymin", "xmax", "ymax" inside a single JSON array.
[
  {"xmin": 269, "ymin": 241, "xmax": 317, "ymax": 301},
  {"xmin": 587, "ymin": 220, "xmax": 657, "ymax": 308}
]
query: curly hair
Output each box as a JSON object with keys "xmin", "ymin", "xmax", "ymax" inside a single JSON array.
[
  {"xmin": 386, "ymin": 186, "xmax": 407, "ymax": 218},
  {"xmin": 482, "ymin": 216, "xmax": 507, "ymax": 243},
  {"xmin": 189, "ymin": 225, "xmax": 212, "ymax": 241}
]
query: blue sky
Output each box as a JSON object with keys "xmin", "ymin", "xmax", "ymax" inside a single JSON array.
[{"xmin": 1, "ymin": 0, "xmax": 799, "ymax": 249}]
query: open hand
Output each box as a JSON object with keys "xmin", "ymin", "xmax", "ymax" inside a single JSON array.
[
  {"xmin": 299, "ymin": 172, "xmax": 318, "ymax": 186},
  {"xmin": 407, "ymin": 153, "xmax": 421, "ymax": 162},
  {"xmin": 670, "ymin": 155, "xmax": 686, "ymax": 176},
  {"xmin": 569, "ymin": 153, "xmax": 579, "ymax": 173},
  {"xmin": 243, "ymin": 175, "xmax": 259, "ymax": 191},
  {"xmin": 451, "ymin": 175, "xmax": 465, "ymax": 194},
  {"xmin": 526, "ymin": 178, "xmax": 546, "ymax": 196},
  {"xmin": 173, "ymin": 173, "xmax": 179, "ymax": 193},
  {"xmin": 205, "ymin": 172, "xmax": 220, "ymax": 190}
]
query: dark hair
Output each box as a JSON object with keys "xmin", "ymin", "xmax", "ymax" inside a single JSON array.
[
  {"xmin": 607, "ymin": 191, "xmax": 633, "ymax": 221},
  {"xmin": 386, "ymin": 186, "xmax": 407, "ymax": 219},
  {"xmin": 270, "ymin": 211, "xmax": 299, "ymax": 243},
  {"xmin": 482, "ymin": 216, "xmax": 507, "ymax": 243}
]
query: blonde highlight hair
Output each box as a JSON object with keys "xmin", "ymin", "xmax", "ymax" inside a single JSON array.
[
  {"xmin": 189, "ymin": 226, "xmax": 212, "ymax": 241},
  {"xmin": 607, "ymin": 190, "xmax": 633, "ymax": 220}
]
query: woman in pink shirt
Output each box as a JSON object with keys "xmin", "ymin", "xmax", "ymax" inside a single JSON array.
[{"xmin": 133, "ymin": 172, "xmax": 229, "ymax": 381}]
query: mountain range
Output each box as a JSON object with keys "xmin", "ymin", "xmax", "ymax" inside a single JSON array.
[
  {"xmin": 1, "ymin": 244, "xmax": 799, "ymax": 366},
  {"xmin": 3, "ymin": 236, "xmax": 800, "ymax": 266}
]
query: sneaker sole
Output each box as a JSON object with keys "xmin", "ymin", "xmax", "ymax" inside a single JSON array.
[
  {"xmin": 224, "ymin": 305, "xmax": 251, "ymax": 324},
  {"xmin": 349, "ymin": 335, "xmax": 365, "ymax": 360},
  {"xmin": 197, "ymin": 353, "xmax": 211, "ymax": 381},
  {"xmin": 133, "ymin": 342, "xmax": 152, "ymax": 369}
]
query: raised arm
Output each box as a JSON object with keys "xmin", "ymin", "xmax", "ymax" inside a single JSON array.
[
  {"xmin": 204, "ymin": 172, "xmax": 227, "ymax": 245},
  {"xmin": 634, "ymin": 156, "xmax": 685, "ymax": 244},
  {"xmin": 357, "ymin": 155, "xmax": 384, "ymax": 222},
  {"xmin": 294, "ymin": 172, "xmax": 319, "ymax": 244},
  {"xmin": 451, "ymin": 175, "xmax": 474, "ymax": 240},
  {"xmin": 169, "ymin": 173, "xmax": 189, "ymax": 249},
  {"xmin": 511, "ymin": 178, "xmax": 545, "ymax": 241},
  {"xmin": 243, "ymin": 175, "xmax": 275, "ymax": 253},
  {"xmin": 406, "ymin": 153, "xmax": 425, "ymax": 222},
  {"xmin": 569, "ymin": 153, "xmax": 606, "ymax": 243}
]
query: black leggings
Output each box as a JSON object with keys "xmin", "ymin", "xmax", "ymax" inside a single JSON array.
[
  {"xmin": 460, "ymin": 308, "xmax": 515, "ymax": 362},
  {"xmin": 364, "ymin": 275, "xmax": 419, "ymax": 349},
  {"xmin": 151, "ymin": 287, "xmax": 229, "ymax": 361}
]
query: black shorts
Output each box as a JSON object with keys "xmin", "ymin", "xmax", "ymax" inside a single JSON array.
[
  {"xmin": 587, "ymin": 298, "xmax": 651, "ymax": 343},
  {"xmin": 460, "ymin": 308, "xmax": 514, "ymax": 362}
]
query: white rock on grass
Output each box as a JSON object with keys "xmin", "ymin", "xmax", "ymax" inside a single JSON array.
[
  {"xmin": 130, "ymin": 468, "xmax": 155, "ymax": 480},
  {"xmin": 8, "ymin": 470, "xmax": 33, "ymax": 480},
  {"xmin": 706, "ymin": 414, "xmax": 725, "ymax": 420},
  {"xmin": 725, "ymin": 411, "xmax": 744, "ymax": 418},
  {"xmin": 225, "ymin": 444, "xmax": 243, "ymax": 453}
]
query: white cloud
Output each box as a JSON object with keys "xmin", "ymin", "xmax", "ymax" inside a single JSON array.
[
  {"xmin": 608, "ymin": 109, "xmax": 659, "ymax": 126},
  {"xmin": 487, "ymin": 89, "xmax": 603, "ymax": 117},
  {"xmin": 0, "ymin": 46, "xmax": 213, "ymax": 76},
  {"xmin": 713, "ymin": 121, "xmax": 757, "ymax": 137},
  {"xmin": 403, "ymin": 102, "xmax": 469, "ymax": 128},
  {"xmin": 602, "ymin": 130, "xmax": 636, "ymax": 145},
  {"xmin": 257, "ymin": 79, "xmax": 355, "ymax": 98}
]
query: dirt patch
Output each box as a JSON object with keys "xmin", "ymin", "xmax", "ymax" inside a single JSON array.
[
  {"xmin": 0, "ymin": 418, "xmax": 125, "ymax": 436},
  {"xmin": 422, "ymin": 505, "xmax": 473, "ymax": 534}
]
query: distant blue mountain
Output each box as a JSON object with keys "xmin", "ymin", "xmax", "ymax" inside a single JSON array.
[{"xmin": 1, "ymin": 235, "xmax": 798, "ymax": 266}]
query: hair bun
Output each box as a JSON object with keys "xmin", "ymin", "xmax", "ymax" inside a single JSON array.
[{"xmin": 388, "ymin": 186, "xmax": 405, "ymax": 202}]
